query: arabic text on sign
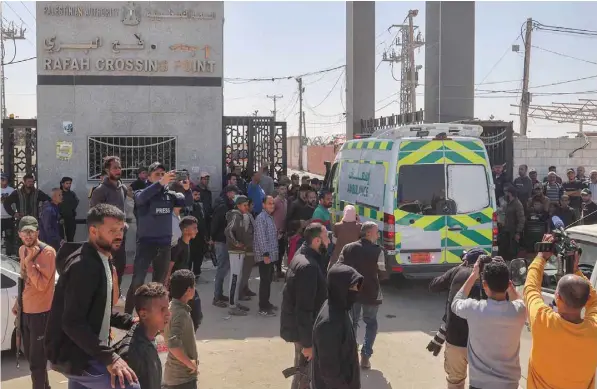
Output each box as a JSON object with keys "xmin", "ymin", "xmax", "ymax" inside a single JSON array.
[
  {"xmin": 347, "ymin": 184, "xmax": 369, "ymax": 197},
  {"xmin": 43, "ymin": 6, "xmax": 120, "ymax": 17}
]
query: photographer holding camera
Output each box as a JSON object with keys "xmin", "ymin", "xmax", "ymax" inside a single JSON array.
[
  {"xmin": 524, "ymin": 234, "xmax": 597, "ymax": 389},
  {"xmin": 452, "ymin": 256, "xmax": 526, "ymax": 389},
  {"xmin": 428, "ymin": 248, "xmax": 486, "ymax": 389}
]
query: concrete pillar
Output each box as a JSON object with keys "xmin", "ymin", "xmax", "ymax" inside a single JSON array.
[
  {"xmin": 346, "ymin": 1, "xmax": 375, "ymax": 138},
  {"xmin": 424, "ymin": 1, "xmax": 475, "ymax": 123}
]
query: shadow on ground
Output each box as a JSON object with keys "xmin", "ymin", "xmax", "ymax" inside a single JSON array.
[
  {"xmin": 362, "ymin": 369, "xmax": 393, "ymax": 389},
  {"xmin": 1, "ymin": 352, "xmax": 34, "ymax": 381},
  {"xmin": 192, "ymin": 266, "xmax": 445, "ymax": 341}
]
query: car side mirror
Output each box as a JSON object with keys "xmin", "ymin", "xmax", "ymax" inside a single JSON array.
[{"xmin": 509, "ymin": 258, "xmax": 528, "ymax": 287}]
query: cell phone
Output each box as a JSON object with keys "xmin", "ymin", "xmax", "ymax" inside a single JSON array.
[{"xmin": 175, "ymin": 170, "xmax": 189, "ymax": 181}]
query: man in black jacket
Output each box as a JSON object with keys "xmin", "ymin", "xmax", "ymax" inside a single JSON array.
[
  {"xmin": 280, "ymin": 223, "xmax": 329, "ymax": 389},
  {"xmin": 198, "ymin": 172, "xmax": 213, "ymax": 221},
  {"xmin": 4, "ymin": 173, "xmax": 51, "ymax": 219},
  {"xmin": 581, "ymin": 188, "xmax": 597, "ymax": 225},
  {"xmin": 45, "ymin": 204, "xmax": 139, "ymax": 389},
  {"xmin": 59, "ymin": 176, "xmax": 79, "ymax": 242},
  {"xmin": 429, "ymin": 248, "xmax": 486, "ymax": 389},
  {"xmin": 312, "ymin": 262, "xmax": 363, "ymax": 389},
  {"xmin": 130, "ymin": 167, "xmax": 149, "ymax": 192},
  {"xmin": 189, "ymin": 188, "xmax": 210, "ymax": 279},
  {"xmin": 211, "ymin": 185, "xmax": 239, "ymax": 307},
  {"xmin": 114, "ymin": 282, "xmax": 170, "ymax": 389},
  {"xmin": 337, "ymin": 222, "xmax": 387, "ymax": 369},
  {"xmin": 286, "ymin": 184, "xmax": 314, "ymax": 231}
]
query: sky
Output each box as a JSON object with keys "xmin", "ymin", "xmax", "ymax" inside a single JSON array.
[{"xmin": 3, "ymin": 1, "xmax": 597, "ymax": 139}]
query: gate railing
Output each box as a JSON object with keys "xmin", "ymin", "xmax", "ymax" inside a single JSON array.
[
  {"xmin": 1, "ymin": 119, "xmax": 38, "ymax": 188},
  {"xmin": 223, "ymin": 116, "xmax": 287, "ymax": 180}
]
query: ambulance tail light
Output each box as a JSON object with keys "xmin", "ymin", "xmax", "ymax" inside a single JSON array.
[
  {"xmin": 383, "ymin": 213, "xmax": 395, "ymax": 251},
  {"xmin": 492, "ymin": 212, "xmax": 498, "ymax": 252}
]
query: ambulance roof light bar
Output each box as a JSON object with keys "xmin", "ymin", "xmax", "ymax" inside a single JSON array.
[{"xmin": 370, "ymin": 123, "xmax": 483, "ymax": 140}]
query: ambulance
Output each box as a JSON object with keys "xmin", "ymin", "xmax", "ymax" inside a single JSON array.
[{"xmin": 323, "ymin": 124, "xmax": 498, "ymax": 279}]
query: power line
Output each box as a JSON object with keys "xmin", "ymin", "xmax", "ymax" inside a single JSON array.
[
  {"xmin": 534, "ymin": 21, "xmax": 597, "ymax": 37},
  {"xmin": 308, "ymin": 69, "xmax": 344, "ymax": 109},
  {"xmin": 3, "ymin": 55, "xmax": 35, "ymax": 65},
  {"xmin": 224, "ymin": 64, "xmax": 345, "ymax": 84},
  {"xmin": 20, "ymin": 2, "xmax": 36, "ymax": 21},
  {"xmin": 478, "ymin": 36, "xmax": 520, "ymax": 85},
  {"xmin": 532, "ymin": 45, "xmax": 597, "ymax": 66}
]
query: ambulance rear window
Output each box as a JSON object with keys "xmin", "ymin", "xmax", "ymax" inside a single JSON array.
[
  {"xmin": 397, "ymin": 165, "xmax": 446, "ymax": 215},
  {"xmin": 447, "ymin": 164, "xmax": 490, "ymax": 213}
]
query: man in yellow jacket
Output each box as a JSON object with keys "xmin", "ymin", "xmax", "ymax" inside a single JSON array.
[{"xmin": 524, "ymin": 235, "xmax": 597, "ymax": 389}]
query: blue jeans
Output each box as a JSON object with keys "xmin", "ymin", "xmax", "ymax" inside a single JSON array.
[
  {"xmin": 65, "ymin": 360, "xmax": 140, "ymax": 389},
  {"xmin": 125, "ymin": 243, "xmax": 171, "ymax": 314},
  {"xmin": 351, "ymin": 303, "xmax": 379, "ymax": 358},
  {"xmin": 213, "ymin": 242, "xmax": 230, "ymax": 299}
]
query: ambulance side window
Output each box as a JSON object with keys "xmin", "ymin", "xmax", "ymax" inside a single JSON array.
[{"xmin": 328, "ymin": 163, "xmax": 339, "ymax": 192}]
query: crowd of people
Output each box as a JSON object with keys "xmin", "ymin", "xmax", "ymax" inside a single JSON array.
[
  {"xmin": 430, "ymin": 237, "xmax": 597, "ymax": 389},
  {"xmin": 4, "ymin": 158, "xmax": 597, "ymax": 389},
  {"xmin": 494, "ymin": 164, "xmax": 597, "ymax": 260},
  {"xmin": 3, "ymin": 157, "xmax": 390, "ymax": 389}
]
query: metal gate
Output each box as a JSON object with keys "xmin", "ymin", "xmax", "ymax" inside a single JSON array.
[
  {"xmin": 223, "ymin": 116, "xmax": 287, "ymax": 179},
  {"xmin": 1, "ymin": 119, "xmax": 38, "ymax": 188},
  {"xmin": 462, "ymin": 120, "xmax": 515, "ymax": 179}
]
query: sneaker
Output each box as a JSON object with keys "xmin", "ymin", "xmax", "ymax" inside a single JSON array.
[
  {"xmin": 229, "ymin": 306, "xmax": 248, "ymax": 316},
  {"xmin": 237, "ymin": 303, "xmax": 250, "ymax": 312},
  {"xmin": 360, "ymin": 355, "xmax": 371, "ymax": 370},
  {"xmin": 258, "ymin": 309, "xmax": 276, "ymax": 317},
  {"xmin": 195, "ymin": 275, "xmax": 209, "ymax": 284},
  {"xmin": 217, "ymin": 295, "xmax": 229, "ymax": 302},
  {"xmin": 267, "ymin": 304, "xmax": 279, "ymax": 311},
  {"xmin": 212, "ymin": 298, "xmax": 228, "ymax": 308},
  {"xmin": 244, "ymin": 289, "xmax": 257, "ymax": 297},
  {"xmin": 239, "ymin": 295, "xmax": 252, "ymax": 301}
]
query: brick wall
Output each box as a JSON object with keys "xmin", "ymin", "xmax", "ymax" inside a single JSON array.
[{"xmin": 514, "ymin": 136, "xmax": 597, "ymax": 177}]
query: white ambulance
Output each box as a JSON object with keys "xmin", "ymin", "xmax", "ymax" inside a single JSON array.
[{"xmin": 323, "ymin": 124, "xmax": 498, "ymax": 279}]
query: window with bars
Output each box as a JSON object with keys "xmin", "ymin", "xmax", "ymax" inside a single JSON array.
[{"xmin": 88, "ymin": 136, "xmax": 177, "ymax": 180}]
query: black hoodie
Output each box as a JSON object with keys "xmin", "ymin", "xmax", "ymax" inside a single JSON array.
[
  {"xmin": 211, "ymin": 194, "xmax": 234, "ymax": 243},
  {"xmin": 311, "ymin": 263, "xmax": 363, "ymax": 389}
]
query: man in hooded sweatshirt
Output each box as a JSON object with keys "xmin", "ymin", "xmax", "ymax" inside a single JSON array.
[
  {"xmin": 224, "ymin": 195, "xmax": 253, "ymax": 316},
  {"xmin": 311, "ymin": 262, "xmax": 363, "ymax": 389}
]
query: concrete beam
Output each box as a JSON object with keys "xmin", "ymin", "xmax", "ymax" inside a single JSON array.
[
  {"xmin": 424, "ymin": 1, "xmax": 475, "ymax": 123},
  {"xmin": 346, "ymin": 1, "xmax": 375, "ymax": 138}
]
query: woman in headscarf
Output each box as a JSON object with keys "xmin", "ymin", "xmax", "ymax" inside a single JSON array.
[{"xmin": 328, "ymin": 205, "xmax": 362, "ymax": 270}]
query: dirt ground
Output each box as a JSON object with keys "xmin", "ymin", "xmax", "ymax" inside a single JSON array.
[{"xmin": 1, "ymin": 264, "xmax": 527, "ymax": 389}]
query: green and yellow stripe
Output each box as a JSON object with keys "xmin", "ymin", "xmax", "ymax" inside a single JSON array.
[{"xmin": 342, "ymin": 140, "xmax": 394, "ymax": 151}]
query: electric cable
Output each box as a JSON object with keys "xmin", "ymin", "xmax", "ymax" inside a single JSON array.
[
  {"xmin": 3, "ymin": 55, "xmax": 35, "ymax": 65},
  {"xmin": 224, "ymin": 64, "xmax": 345, "ymax": 84},
  {"xmin": 532, "ymin": 45, "xmax": 597, "ymax": 66},
  {"xmin": 309, "ymin": 69, "xmax": 344, "ymax": 109},
  {"xmin": 21, "ymin": 2, "xmax": 36, "ymax": 21}
]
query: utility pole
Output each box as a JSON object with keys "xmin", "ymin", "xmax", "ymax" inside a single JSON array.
[
  {"xmin": 0, "ymin": 5, "xmax": 27, "ymax": 120},
  {"xmin": 297, "ymin": 78, "xmax": 305, "ymax": 171},
  {"xmin": 382, "ymin": 9, "xmax": 424, "ymax": 117},
  {"xmin": 519, "ymin": 18, "xmax": 533, "ymax": 136},
  {"xmin": 266, "ymin": 94, "xmax": 283, "ymax": 122}
]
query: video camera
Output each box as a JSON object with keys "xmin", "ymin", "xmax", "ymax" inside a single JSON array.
[{"xmin": 535, "ymin": 216, "xmax": 580, "ymax": 276}]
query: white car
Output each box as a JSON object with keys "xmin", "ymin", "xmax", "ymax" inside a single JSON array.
[
  {"xmin": 0, "ymin": 254, "xmax": 61, "ymax": 352},
  {"xmin": 1, "ymin": 255, "xmax": 20, "ymax": 351},
  {"xmin": 512, "ymin": 224, "xmax": 597, "ymax": 311}
]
